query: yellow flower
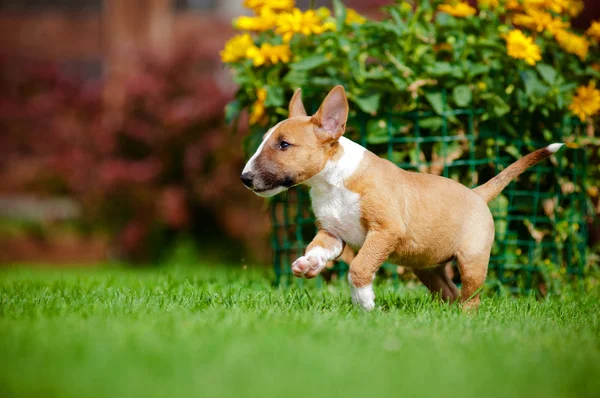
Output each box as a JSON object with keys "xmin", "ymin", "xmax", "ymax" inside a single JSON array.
[
  {"xmin": 346, "ymin": 9, "xmax": 367, "ymax": 25},
  {"xmin": 566, "ymin": 0, "xmax": 584, "ymax": 17},
  {"xmin": 477, "ymin": 0, "xmax": 499, "ymax": 8},
  {"xmin": 521, "ymin": 0, "xmax": 567, "ymax": 13},
  {"xmin": 275, "ymin": 8, "xmax": 334, "ymax": 42},
  {"xmin": 520, "ymin": 0, "xmax": 582, "ymax": 15},
  {"xmin": 250, "ymin": 88, "xmax": 268, "ymax": 126},
  {"xmin": 246, "ymin": 43, "xmax": 291, "ymax": 66},
  {"xmin": 554, "ymin": 30, "xmax": 589, "ymax": 61},
  {"xmin": 234, "ymin": 8, "xmax": 278, "ymax": 32},
  {"xmin": 512, "ymin": 10, "xmax": 549, "ymax": 32},
  {"xmin": 504, "ymin": 29, "xmax": 542, "ymax": 65},
  {"xmin": 316, "ymin": 7, "xmax": 331, "ymax": 19},
  {"xmin": 243, "ymin": 0, "xmax": 294, "ymax": 14},
  {"xmin": 569, "ymin": 81, "xmax": 600, "ymax": 122},
  {"xmin": 512, "ymin": 8, "xmax": 568, "ymax": 35},
  {"xmin": 477, "ymin": 81, "xmax": 487, "ymax": 91},
  {"xmin": 505, "ymin": 0, "xmax": 522, "ymax": 10},
  {"xmin": 586, "ymin": 21, "xmax": 600, "ymax": 42},
  {"xmin": 220, "ymin": 34, "xmax": 255, "ymax": 63},
  {"xmin": 437, "ymin": 2, "xmax": 477, "ymax": 17}
]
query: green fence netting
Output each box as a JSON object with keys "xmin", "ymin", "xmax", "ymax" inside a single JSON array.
[{"xmin": 268, "ymin": 96, "xmax": 588, "ymax": 294}]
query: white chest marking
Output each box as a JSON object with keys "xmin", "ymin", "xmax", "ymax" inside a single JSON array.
[{"xmin": 305, "ymin": 137, "xmax": 366, "ymax": 248}]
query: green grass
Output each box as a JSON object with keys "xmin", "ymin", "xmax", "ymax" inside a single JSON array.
[{"xmin": 1, "ymin": 265, "xmax": 599, "ymax": 398}]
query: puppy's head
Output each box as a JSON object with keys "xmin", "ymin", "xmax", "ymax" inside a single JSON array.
[{"xmin": 240, "ymin": 85, "xmax": 349, "ymax": 197}]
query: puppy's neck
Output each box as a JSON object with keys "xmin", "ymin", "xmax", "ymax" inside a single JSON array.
[{"xmin": 304, "ymin": 137, "xmax": 365, "ymax": 192}]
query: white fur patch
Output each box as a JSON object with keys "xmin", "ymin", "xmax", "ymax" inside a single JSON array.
[
  {"xmin": 306, "ymin": 243, "xmax": 342, "ymax": 264},
  {"xmin": 254, "ymin": 186, "xmax": 287, "ymax": 197},
  {"xmin": 547, "ymin": 143, "xmax": 564, "ymax": 153},
  {"xmin": 291, "ymin": 243, "xmax": 342, "ymax": 276},
  {"xmin": 305, "ymin": 137, "xmax": 366, "ymax": 248},
  {"xmin": 348, "ymin": 273, "xmax": 375, "ymax": 311},
  {"xmin": 242, "ymin": 121, "xmax": 283, "ymax": 175}
]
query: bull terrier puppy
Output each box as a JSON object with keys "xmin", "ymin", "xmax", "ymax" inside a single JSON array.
[{"xmin": 240, "ymin": 86, "xmax": 563, "ymax": 311}]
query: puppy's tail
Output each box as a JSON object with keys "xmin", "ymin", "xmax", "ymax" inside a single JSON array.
[{"xmin": 473, "ymin": 143, "xmax": 564, "ymax": 203}]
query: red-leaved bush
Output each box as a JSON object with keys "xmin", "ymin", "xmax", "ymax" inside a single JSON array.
[{"xmin": 0, "ymin": 43, "xmax": 270, "ymax": 262}]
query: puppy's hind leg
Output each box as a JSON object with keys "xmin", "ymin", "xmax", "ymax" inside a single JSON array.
[
  {"xmin": 456, "ymin": 211, "xmax": 494, "ymax": 310},
  {"xmin": 413, "ymin": 264, "xmax": 459, "ymax": 303},
  {"xmin": 456, "ymin": 250, "xmax": 490, "ymax": 310}
]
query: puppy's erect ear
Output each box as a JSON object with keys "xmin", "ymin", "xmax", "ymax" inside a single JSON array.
[
  {"xmin": 289, "ymin": 88, "xmax": 307, "ymax": 118},
  {"xmin": 311, "ymin": 85, "xmax": 349, "ymax": 142}
]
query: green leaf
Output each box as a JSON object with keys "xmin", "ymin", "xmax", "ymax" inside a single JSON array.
[
  {"xmin": 363, "ymin": 67, "xmax": 387, "ymax": 80},
  {"xmin": 490, "ymin": 95, "xmax": 510, "ymax": 117},
  {"xmin": 376, "ymin": 21, "xmax": 404, "ymax": 36},
  {"xmin": 333, "ymin": 0, "xmax": 346, "ymax": 32},
  {"xmin": 352, "ymin": 92, "xmax": 381, "ymax": 115},
  {"xmin": 391, "ymin": 76, "xmax": 407, "ymax": 91},
  {"xmin": 290, "ymin": 54, "xmax": 328, "ymax": 71},
  {"xmin": 366, "ymin": 119, "xmax": 389, "ymax": 144},
  {"xmin": 536, "ymin": 63, "xmax": 557, "ymax": 86},
  {"xmin": 283, "ymin": 69, "xmax": 308, "ymax": 86},
  {"xmin": 418, "ymin": 116, "xmax": 443, "ymax": 130},
  {"xmin": 468, "ymin": 64, "xmax": 490, "ymax": 79},
  {"xmin": 584, "ymin": 65, "xmax": 600, "ymax": 79},
  {"xmin": 522, "ymin": 70, "xmax": 549, "ymax": 98},
  {"xmin": 264, "ymin": 86, "xmax": 284, "ymax": 107},
  {"xmin": 452, "ymin": 85, "xmax": 472, "ymax": 107},
  {"xmin": 425, "ymin": 92, "xmax": 445, "ymax": 115},
  {"xmin": 489, "ymin": 194, "xmax": 509, "ymax": 240},
  {"xmin": 426, "ymin": 62, "xmax": 454, "ymax": 77},
  {"xmin": 389, "ymin": 7, "xmax": 407, "ymax": 28},
  {"xmin": 559, "ymin": 82, "xmax": 577, "ymax": 93},
  {"xmin": 505, "ymin": 145, "xmax": 520, "ymax": 159},
  {"xmin": 312, "ymin": 77, "xmax": 341, "ymax": 87},
  {"xmin": 224, "ymin": 100, "xmax": 241, "ymax": 125}
]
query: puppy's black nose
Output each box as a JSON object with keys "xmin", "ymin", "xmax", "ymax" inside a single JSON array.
[{"xmin": 240, "ymin": 172, "xmax": 254, "ymax": 188}]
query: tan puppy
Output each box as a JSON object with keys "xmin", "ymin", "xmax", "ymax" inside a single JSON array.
[{"xmin": 240, "ymin": 86, "xmax": 563, "ymax": 311}]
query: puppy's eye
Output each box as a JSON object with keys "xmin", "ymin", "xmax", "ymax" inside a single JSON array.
[{"xmin": 279, "ymin": 141, "xmax": 291, "ymax": 150}]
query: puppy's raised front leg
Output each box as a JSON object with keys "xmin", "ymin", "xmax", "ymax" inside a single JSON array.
[
  {"xmin": 348, "ymin": 231, "xmax": 396, "ymax": 311},
  {"xmin": 292, "ymin": 230, "xmax": 343, "ymax": 279}
]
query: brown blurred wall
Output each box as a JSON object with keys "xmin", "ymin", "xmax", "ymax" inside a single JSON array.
[{"xmin": 0, "ymin": 0, "xmax": 235, "ymax": 80}]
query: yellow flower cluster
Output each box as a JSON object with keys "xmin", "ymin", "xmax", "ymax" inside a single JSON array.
[
  {"xmin": 346, "ymin": 9, "xmax": 367, "ymax": 25},
  {"xmin": 477, "ymin": 0, "xmax": 499, "ymax": 8},
  {"xmin": 223, "ymin": 1, "xmax": 366, "ymax": 66},
  {"xmin": 554, "ymin": 30, "xmax": 589, "ymax": 61},
  {"xmin": 512, "ymin": 8, "xmax": 569, "ymax": 36},
  {"xmin": 504, "ymin": 29, "xmax": 542, "ymax": 65},
  {"xmin": 250, "ymin": 88, "xmax": 268, "ymax": 126},
  {"xmin": 568, "ymin": 81, "xmax": 600, "ymax": 122},
  {"xmin": 510, "ymin": 0, "xmax": 581, "ymax": 16},
  {"xmin": 587, "ymin": 21, "xmax": 600, "ymax": 42},
  {"xmin": 243, "ymin": 0, "xmax": 293, "ymax": 13},
  {"xmin": 507, "ymin": 0, "xmax": 589, "ymax": 60},
  {"xmin": 221, "ymin": 33, "xmax": 290, "ymax": 66},
  {"xmin": 246, "ymin": 43, "xmax": 291, "ymax": 66},
  {"xmin": 220, "ymin": 33, "xmax": 254, "ymax": 63},
  {"xmin": 275, "ymin": 8, "xmax": 336, "ymax": 42},
  {"xmin": 234, "ymin": 7, "xmax": 278, "ymax": 32},
  {"xmin": 437, "ymin": 2, "xmax": 477, "ymax": 18}
]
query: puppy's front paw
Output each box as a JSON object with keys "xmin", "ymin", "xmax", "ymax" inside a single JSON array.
[
  {"xmin": 351, "ymin": 285, "xmax": 376, "ymax": 312},
  {"xmin": 291, "ymin": 255, "xmax": 325, "ymax": 278}
]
